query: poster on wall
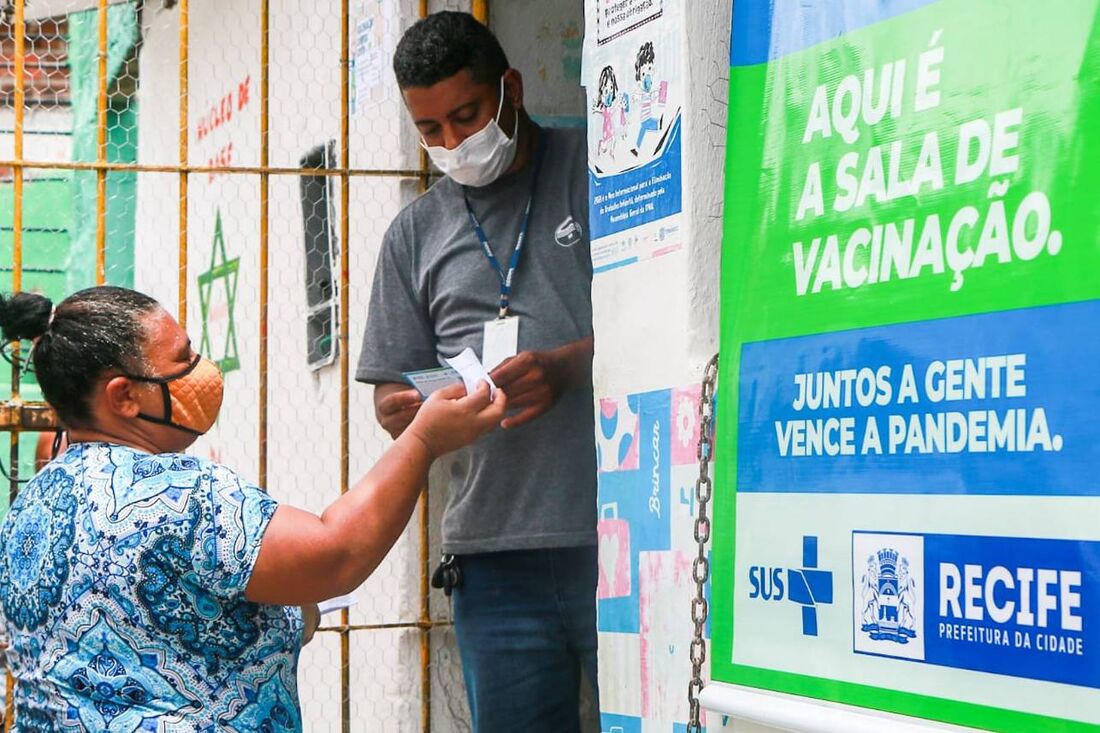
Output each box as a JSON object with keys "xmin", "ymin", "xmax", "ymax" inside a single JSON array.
[
  {"xmin": 596, "ymin": 387, "xmax": 707, "ymax": 729},
  {"xmin": 583, "ymin": 0, "xmax": 683, "ymax": 274},
  {"xmin": 710, "ymin": 0, "xmax": 1100, "ymax": 731},
  {"xmin": 351, "ymin": 0, "xmax": 398, "ymax": 116}
]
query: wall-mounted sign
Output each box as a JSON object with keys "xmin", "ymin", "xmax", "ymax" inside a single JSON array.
[
  {"xmin": 712, "ymin": 1, "xmax": 1100, "ymax": 730},
  {"xmin": 198, "ymin": 210, "xmax": 241, "ymax": 374}
]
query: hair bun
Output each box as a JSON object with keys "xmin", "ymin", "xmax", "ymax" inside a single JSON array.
[{"xmin": 0, "ymin": 292, "xmax": 53, "ymax": 341}]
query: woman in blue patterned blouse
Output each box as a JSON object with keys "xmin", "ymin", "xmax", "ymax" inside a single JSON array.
[{"xmin": 0, "ymin": 286, "xmax": 506, "ymax": 731}]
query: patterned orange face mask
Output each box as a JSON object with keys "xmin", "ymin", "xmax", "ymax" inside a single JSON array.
[{"xmin": 126, "ymin": 354, "xmax": 224, "ymax": 436}]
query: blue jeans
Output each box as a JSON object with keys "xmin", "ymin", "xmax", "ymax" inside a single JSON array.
[{"xmin": 453, "ymin": 546, "xmax": 599, "ymax": 733}]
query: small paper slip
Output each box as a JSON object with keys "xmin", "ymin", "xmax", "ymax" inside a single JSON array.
[
  {"xmin": 444, "ymin": 347, "xmax": 498, "ymax": 399},
  {"xmin": 317, "ymin": 594, "xmax": 357, "ymax": 616},
  {"xmin": 403, "ymin": 366, "xmax": 462, "ymax": 398}
]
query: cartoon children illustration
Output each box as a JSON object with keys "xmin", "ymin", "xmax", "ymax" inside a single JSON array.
[
  {"xmin": 631, "ymin": 41, "xmax": 667, "ymax": 156},
  {"xmin": 593, "ymin": 64, "xmax": 628, "ymax": 159}
]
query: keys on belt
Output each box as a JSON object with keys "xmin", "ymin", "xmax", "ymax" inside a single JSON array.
[{"xmin": 430, "ymin": 554, "xmax": 463, "ymax": 596}]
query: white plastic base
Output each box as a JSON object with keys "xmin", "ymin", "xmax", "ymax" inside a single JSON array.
[{"xmin": 699, "ymin": 682, "xmax": 986, "ymax": 733}]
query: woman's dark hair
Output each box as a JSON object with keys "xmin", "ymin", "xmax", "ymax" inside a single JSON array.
[
  {"xmin": 0, "ymin": 286, "xmax": 161, "ymax": 427},
  {"xmin": 393, "ymin": 11, "xmax": 509, "ymax": 89},
  {"xmin": 635, "ymin": 41, "xmax": 656, "ymax": 81}
]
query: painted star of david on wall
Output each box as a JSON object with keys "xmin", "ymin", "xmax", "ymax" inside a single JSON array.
[{"xmin": 198, "ymin": 210, "xmax": 241, "ymax": 373}]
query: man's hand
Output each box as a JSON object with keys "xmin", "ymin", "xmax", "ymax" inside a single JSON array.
[
  {"xmin": 490, "ymin": 351, "xmax": 559, "ymax": 430},
  {"xmin": 489, "ymin": 336, "xmax": 593, "ymax": 430},
  {"xmin": 374, "ymin": 383, "xmax": 423, "ymax": 439}
]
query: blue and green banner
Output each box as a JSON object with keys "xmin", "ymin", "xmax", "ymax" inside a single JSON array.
[{"xmin": 713, "ymin": 0, "xmax": 1100, "ymax": 729}]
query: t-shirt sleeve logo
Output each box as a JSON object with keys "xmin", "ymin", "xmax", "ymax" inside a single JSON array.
[{"xmin": 555, "ymin": 215, "xmax": 585, "ymax": 248}]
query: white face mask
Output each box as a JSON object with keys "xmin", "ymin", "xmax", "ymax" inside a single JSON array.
[{"xmin": 422, "ymin": 77, "xmax": 519, "ymax": 187}]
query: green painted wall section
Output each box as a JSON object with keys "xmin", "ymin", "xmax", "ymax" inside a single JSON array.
[
  {"xmin": 0, "ymin": 2, "xmax": 140, "ymax": 511},
  {"xmin": 0, "ymin": 177, "xmax": 72, "ymax": 508},
  {"xmin": 67, "ymin": 2, "xmax": 139, "ymax": 293}
]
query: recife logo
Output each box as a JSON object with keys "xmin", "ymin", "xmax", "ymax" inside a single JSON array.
[
  {"xmin": 852, "ymin": 531, "xmax": 1100, "ymax": 689},
  {"xmin": 748, "ymin": 535, "xmax": 834, "ymax": 636},
  {"xmin": 853, "ymin": 532, "xmax": 926, "ymax": 661},
  {"xmin": 859, "ymin": 547, "xmax": 919, "ymax": 644}
]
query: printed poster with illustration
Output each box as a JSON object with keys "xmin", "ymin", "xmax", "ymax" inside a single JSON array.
[
  {"xmin": 711, "ymin": 1, "xmax": 1100, "ymax": 731},
  {"xmin": 583, "ymin": 0, "xmax": 683, "ymax": 274}
]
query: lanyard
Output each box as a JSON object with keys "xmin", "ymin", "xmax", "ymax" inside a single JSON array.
[{"xmin": 463, "ymin": 136, "xmax": 545, "ymax": 318}]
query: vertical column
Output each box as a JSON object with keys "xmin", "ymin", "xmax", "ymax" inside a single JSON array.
[
  {"xmin": 178, "ymin": 0, "xmax": 190, "ymax": 327},
  {"xmin": 258, "ymin": 0, "xmax": 270, "ymax": 488},
  {"xmin": 415, "ymin": 3, "xmax": 433, "ymax": 732},
  {"xmin": 581, "ymin": 0, "xmax": 725, "ymax": 728},
  {"xmin": 472, "ymin": 0, "xmax": 489, "ymax": 25},
  {"xmin": 8, "ymin": 0, "xmax": 27, "ymax": 506},
  {"xmin": 95, "ymin": 0, "xmax": 108, "ymax": 284},
  {"xmin": 338, "ymin": 1, "xmax": 352, "ymax": 731}
]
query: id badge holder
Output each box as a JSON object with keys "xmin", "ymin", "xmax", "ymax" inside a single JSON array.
[{"xmin": 482, "ymin": 316, "xmax": 519, "ymax": 372}]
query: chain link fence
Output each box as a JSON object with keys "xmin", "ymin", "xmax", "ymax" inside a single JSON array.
[{"xmin": 0, "ymin": 0, "xmax": 488, "ymax": 729}]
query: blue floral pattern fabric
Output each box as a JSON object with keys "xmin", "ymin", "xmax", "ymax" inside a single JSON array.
[{"xmin": 0, "ymin": 442, "xmax": 303, "ymax": 732}]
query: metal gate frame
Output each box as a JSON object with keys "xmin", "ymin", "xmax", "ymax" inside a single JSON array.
[{"xmin": 0, "ymin": 0, "xmax": 492, "ymax": 729}]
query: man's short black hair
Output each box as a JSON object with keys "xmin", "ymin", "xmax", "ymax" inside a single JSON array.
[{"xmin": 393, "ymin": 11, "xmax": 510, "ymax": 89}]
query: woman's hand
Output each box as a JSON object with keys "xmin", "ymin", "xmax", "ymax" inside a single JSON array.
[
  {"xmin": 247, "ymin": 383, "xmax": 505, "ymax": 607},
  {"xmin": 404, "ymin": 381, "xmax": 507, "ymax": 458}
]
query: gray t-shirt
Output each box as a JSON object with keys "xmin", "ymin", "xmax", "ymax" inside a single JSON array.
[{"xmin": 357, "ymin": 126, "xmax": 597, "ymax": 554}]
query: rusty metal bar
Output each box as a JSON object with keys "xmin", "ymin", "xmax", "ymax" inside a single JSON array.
[
  {"xmin": 258, "ymin": 0, "xmax": 270, "ymax": 489},
  {"xmin": 472, "ymin": 0, "xmax": 489, "ymax": 24},
  {"xmin": 416, "ymin": 4, "xmax": 432, "ymax": 732},
  {"xmin": 178, "ymin": 0, "xmax": 189, "ymax": 327},
  {"xmin": 3, "ymin": 668, "xmax": 12, "ymax": 733},
  {"xmin": 339, "ymin": 1, "xmax": 351, "ymax": 730},
  {"xmin": 95, "ymin": 0, "xmax": 108, "ymax": 284},
  {"xmin": 11, "ymin": 0, "xmax": 24, "ymax": 291},
  {"xmin": 318, "ymin": 620, "xmax": 454, "ymax": 633},
  {"xmin": 418, "ymin": 493, "xmax": 431, "ymax": 731},
  {"xmin": 0, "ymin": 403, "xmax": 59, "ymax": 431},
  {"xmin": 9, "ymin": 0, "xmax": 27, "ymax": 507},
  {"xmin": 4, "ymin": 0, "xmax": 26, "ymax": 708},
  {"xmin": 0, "ymin": 159, "xmax": 422, "ymax": 178}
]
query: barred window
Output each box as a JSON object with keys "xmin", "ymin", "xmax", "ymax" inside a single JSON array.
[{"xmin": 299, "ymin": 140, "xmax": 338, "ymax": 370}]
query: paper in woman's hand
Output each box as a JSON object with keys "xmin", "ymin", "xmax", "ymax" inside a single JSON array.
[
  {"xmin": 317, "ymin": 594, "xmax": 358, "ymax": 616},
  {"xmin": 444, "ymin": 348, "xmax": 498, "ymax": 400}
]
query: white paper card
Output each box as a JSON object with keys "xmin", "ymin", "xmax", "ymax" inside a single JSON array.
[
  {"xmin": 317, "ymin": 594, "xmax": 358, "ymax": 616},
  {"xmin": 482, "ymin": 316, "xmax": 520, "ymax": 372},
  {"xmin": 403, "ymin": 366, "xmax": 462, "ymax": 398},
  {"xmin": 444, "ymin": 347, "xmax": 498, "ymax": 399}
]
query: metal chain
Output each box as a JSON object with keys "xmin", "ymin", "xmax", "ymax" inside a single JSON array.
[{"xmin": 687, "ymin": 353, "xmax": 718, "ymax": 733}]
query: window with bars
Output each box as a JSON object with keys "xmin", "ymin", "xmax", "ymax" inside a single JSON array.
[{"xmin": 299, "ymin": 140, "xmax": 338, "ymax": 370}]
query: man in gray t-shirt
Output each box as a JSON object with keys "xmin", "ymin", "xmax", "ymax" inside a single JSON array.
[{"xmin": 356, "ymin": 12, "xmax": 598, "ymax": 732}]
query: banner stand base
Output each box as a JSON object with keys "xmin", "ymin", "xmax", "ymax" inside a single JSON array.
[{"xmin": 699, "ymin": 683, "xmax": 984, "ymax": 733}]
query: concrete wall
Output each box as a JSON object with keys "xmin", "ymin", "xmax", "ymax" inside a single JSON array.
[
  {"xmin": 134, "ymin": 1, "xmax": 447, "ymax": 730},
  {"xmin": 0, "ymin": 109, "xmax": 72, "ymax": 166},
  {"xmin": 131, "ymin": 0, "xmax": 755, "ymax": 729},
  {"xmin": 132, "ymin": 0, "xmax": 750, "ymax": 729},
  {"xmin": 577, "ymin": 1, "xmax": 957, "ymax": 731},
  {"xmin": 132, "ymin": 1, "xmax": 582, "ymax": 730},
  {"xmin": 580, "ymin": 0, "xmax": 773, "ymax": 731},
  {"xmin": 489, "ymin": 0, "xmax": 585, "ymax": 125}
]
